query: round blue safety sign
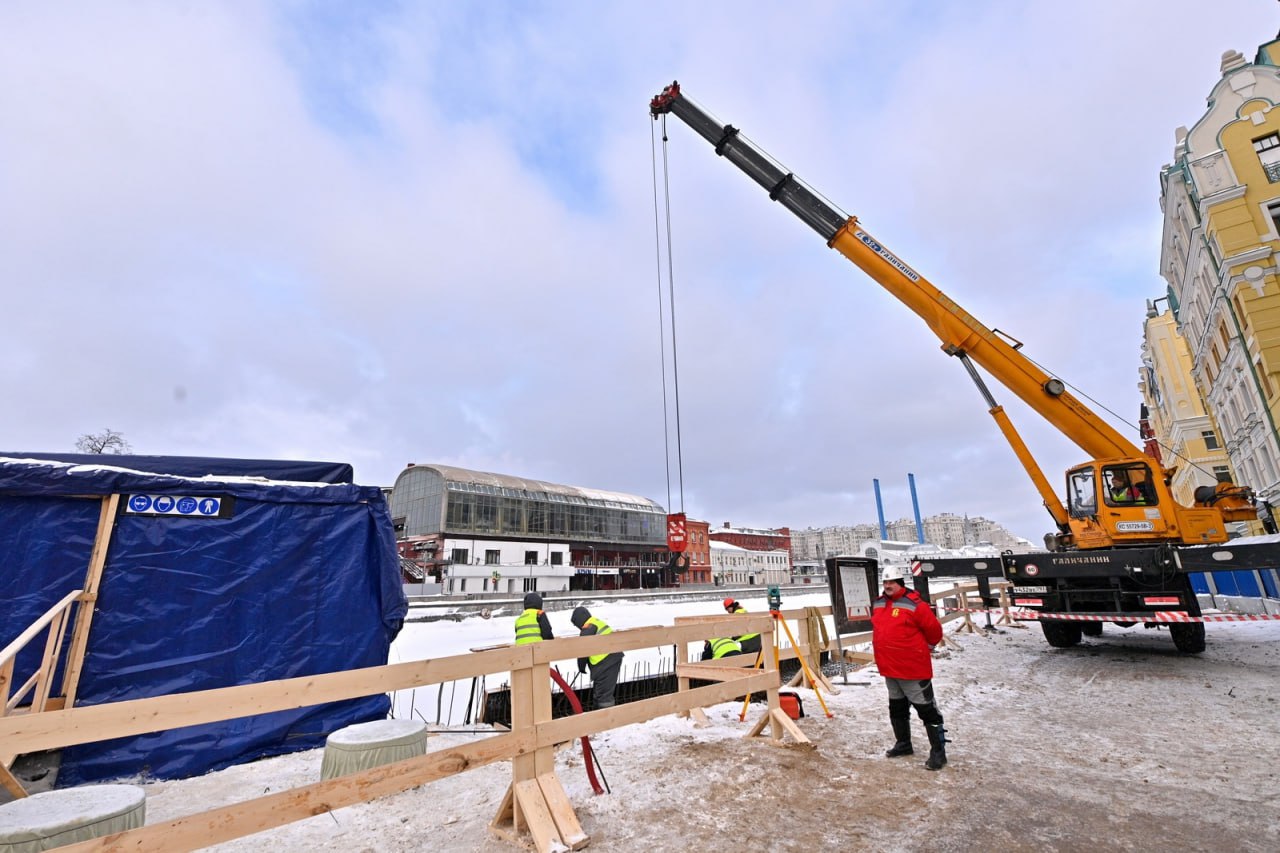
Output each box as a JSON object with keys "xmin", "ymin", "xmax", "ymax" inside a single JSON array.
[
  {"xmin": 177, "ymin": 497, "xmax": 198, "ymax": 514},
  {"xmin": 198, "ymin": 498, "xmax": 219, "ymax": 516},
  {"xmin": 153, "ymin": 495, "xmax": 175, "ymax": 513},
  {"xmin": 128, "ymin": 495, "xmax": 153, "ymax": 513}
]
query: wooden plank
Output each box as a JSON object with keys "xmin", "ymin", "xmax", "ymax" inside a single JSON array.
[
  {"xmin": 763, "ymin": 627, "xmax": 781, "ymax": 740},
  {"xmin": 0, "ymin": 589, "xmax": 82, "ymax": 670},
  {"xmin": 0, "ymin": 658, "xmax": 12, "ymax": 713},
  {"xmin": 5, "ymin": 671, "xmax": 40, "ymax": 713},
  {"xmin": 0, "ymin": 762, "xmax": 26, "ymax": 799},
  {"xmin": 536, "ymin": 672, "xmax": 777, "ymax": 747},
  {"xmin": 673, "ymin": 606, "xmax": 833, "ymax": 623},
  {"xmin": 674, "ymin": 663, "xmax": 762, "ymax": 681},
  {"xmin": 59, "ymin": 731, "xmax": 532, "ymax": 853},
  {"xmin": 531, "ymin": 662, "xmax": 553, "ymax": 777},
  {"xmin": 508, "ymin": 657, "xmax": 536, "ymax": 786},
  {"xmin": 61, "ymin": 494, "xmax": 119, "ymax": 709},
  {"xmin": 513, "ymin": 777, "xmax": 561, "ymax": 853},
  {"xmin": 528, "ymin": 617, "xmax": 774, "ymax": 665},
  {"xmin": 489, "ymin": 783, "xmax": 515, "ymax": 832},
  {"xmin": 770, "ymin": 708, "xmax": 813, "ymax": 748},
  {"xmin": 31, "ymin": 605, "xmax": 71, "ymax": 714},
  {"xmin": 537, "ymin": 772, "xmax": 587, "ymax": 850},
  {"xmin": 0, "ymin": 645, "xmax": 533, "ymax": 756}
]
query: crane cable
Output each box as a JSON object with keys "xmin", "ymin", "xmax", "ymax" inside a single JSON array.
[
  {"xmin": 1020, "ymin": 351, "xmax": 1221, "ymax": 482},
  {"xmin": 650, "ymin": 114, "xmax": 685, "ymax": 514}
]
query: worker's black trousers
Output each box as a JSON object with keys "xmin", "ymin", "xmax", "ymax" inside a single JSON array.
[
  {"xmin": 589, "ymin": 653, "xmax": 624, "ymax": 708},
  {"xmin": 885, "ymin": 678, "xmax": 943, "ymax": 726}
]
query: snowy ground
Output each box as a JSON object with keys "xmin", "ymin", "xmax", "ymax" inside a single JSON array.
[{"xmin": 128, "ymin": 597, "xmax": 1280, "ymax": 851}]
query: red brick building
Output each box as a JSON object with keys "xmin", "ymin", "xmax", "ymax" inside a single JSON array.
[
  {"xmin": 682, "ymin": 518, "xmax": 712, "ymax": 584},
  {"xmin": 709, "ymin": 523, "xmax": 792, "ymax": 554}
]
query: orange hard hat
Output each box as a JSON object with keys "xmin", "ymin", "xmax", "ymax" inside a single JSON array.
[{"xmin": 723, "ymin": 598, "xmax": 736, "ymax": 611}]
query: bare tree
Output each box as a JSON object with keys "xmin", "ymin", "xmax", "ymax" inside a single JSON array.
[{"xmin": 75, "ymin": 428, "xmax": 132, "ymax": 455}]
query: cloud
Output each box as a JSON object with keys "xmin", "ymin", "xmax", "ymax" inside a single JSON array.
[{"xmin": 1, "ymin": 1, "xmax": 1275, "ymax": 543}]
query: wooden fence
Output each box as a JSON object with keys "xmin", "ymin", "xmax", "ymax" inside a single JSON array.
[{"xmin": 0, "ymin": 613, "xmax": 796, "ymax": 853}]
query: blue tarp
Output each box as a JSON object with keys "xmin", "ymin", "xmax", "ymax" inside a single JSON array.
[{"xmin": 0, "ymin": 456, "xmax": 406, "ymax": 785}]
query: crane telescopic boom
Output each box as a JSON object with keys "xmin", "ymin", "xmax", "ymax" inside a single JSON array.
[{"xmin": 650, "ymin": 81, "xmax": 1139, "ymax": 464}]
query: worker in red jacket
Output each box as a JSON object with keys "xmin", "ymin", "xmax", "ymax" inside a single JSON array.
[{"xmin": 871, "ymin": 565, "xmax": 947, "ymax": 770}]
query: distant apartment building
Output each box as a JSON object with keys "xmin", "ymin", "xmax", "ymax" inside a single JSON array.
[
  {"xmin": 388, "ymin": 464, "xmax": 670, "ymax": 594},
  {"xmin": 710, "ymin": 541, "xmax": 790, "ymax": 586},
  {"xmin": 791, "ymin": 515, "xmax": 1029, "ymax": 563},
  {"xmin": 1158, "ymin": 38, "xmax": 1280, "ymax": 515}
]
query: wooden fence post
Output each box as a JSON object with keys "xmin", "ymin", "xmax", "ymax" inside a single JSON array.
[{"xmin": 60, "ymin": 494, "xmax": 120, "ymax": 709}]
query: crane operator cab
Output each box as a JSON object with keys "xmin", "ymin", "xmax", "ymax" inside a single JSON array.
[{"xmin": 1065, "ymin": 461, "xmax": 1171, "ymax": 547}]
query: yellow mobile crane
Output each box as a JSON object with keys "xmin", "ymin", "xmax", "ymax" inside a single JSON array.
[{"xmin": 651, "ymin": 81, "xmax": 1279, "ymax": 652}]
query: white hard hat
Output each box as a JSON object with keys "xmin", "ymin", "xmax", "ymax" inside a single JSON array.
[{"xmin": 881, "ymin": 565, "xmax": 907, "ymax": 583}]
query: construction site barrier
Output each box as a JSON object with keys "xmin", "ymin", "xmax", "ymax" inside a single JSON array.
[
  {"xmin": 0, "ymin": 612, "xmax": 803, "ymax": 853},
  {"xmin": 1007, "ymin": 609, "xmax": 1280, "ymax": 623}
]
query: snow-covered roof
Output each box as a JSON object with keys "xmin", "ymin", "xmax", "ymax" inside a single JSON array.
[{"xmin": 399, "ymin": 463, "xmax": 665, "ymax": 513}]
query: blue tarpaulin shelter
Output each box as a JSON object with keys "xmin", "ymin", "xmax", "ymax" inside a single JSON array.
[{"xmin": 0, "ymin": 455, "xmax": 407, "ymax": 785}]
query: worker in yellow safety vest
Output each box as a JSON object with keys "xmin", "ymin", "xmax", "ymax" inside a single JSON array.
[
  {"xmin": 514, "ymin": 592, "xmax": 554, "ymax": 645},
  {"xmin": 723, "ymin": 598, "xmax": 762, "ymax": 656},
  {"xmin": 701, "ymin": 636, "xmax": 742, "ymax": 660},
  {"xmin": 570, "ymin": 606, "xmax": 623, "ymax": 708}
]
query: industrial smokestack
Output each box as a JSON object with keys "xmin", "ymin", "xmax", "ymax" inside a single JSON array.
[
  {"xmin": 908, "ymin": 473, "xmax": 925, "ymax": 544},
  {"xmin": 873, "ymin": 479, "xmax": 887, "ymax": 540}
]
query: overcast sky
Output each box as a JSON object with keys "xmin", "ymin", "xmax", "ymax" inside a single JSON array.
[{"xmin": 3, "ymin": 2, "xmax": 1277, "ymax": 542}]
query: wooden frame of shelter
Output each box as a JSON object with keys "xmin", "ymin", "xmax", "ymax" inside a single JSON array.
[{"xmin": 1, "ymin": 495, "xmax": 119, "ymax": 798}]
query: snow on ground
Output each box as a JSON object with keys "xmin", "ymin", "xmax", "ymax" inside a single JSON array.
[{"xmin": 134, "ymin": 596, "xmax": 1279, "ymax": 852}]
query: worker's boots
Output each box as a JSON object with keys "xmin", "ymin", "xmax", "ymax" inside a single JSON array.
[
  {"xmin": 885, "ymin": 698, "xmax": 913, "ymax": 757},
  {"xmin": 924, "ymin": 723, "xmax": 948, "ymax": 771},
  {"xmin": 885, "ymin": 717, "xmax": 913, "ymax": 757}
]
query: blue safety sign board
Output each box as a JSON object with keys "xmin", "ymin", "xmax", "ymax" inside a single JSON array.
[{"xmin": 124, "ymin": 494, "xmax": 234, "ymax": 519}]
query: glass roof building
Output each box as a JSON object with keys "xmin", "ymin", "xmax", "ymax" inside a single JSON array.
[{"xmin": 389, "ymin": 463, "xmax": 667, "ymax": 548}]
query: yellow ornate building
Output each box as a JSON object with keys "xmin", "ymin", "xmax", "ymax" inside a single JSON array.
[
  {"xmin": 1138, "ymin": 303, "xmax": 1234, "ymax": 507},
  {"xmin": 1158, "ymin": 36, "xmax": 1280, "ymax": 515}
]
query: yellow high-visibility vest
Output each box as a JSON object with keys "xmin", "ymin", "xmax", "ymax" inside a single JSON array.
[
  {"xmin": 584, "ymin": 616, "xmax": 613, "ymax": 666},
  {"xmin": 515, "ymin": 609, "xmax": 544, "ymax": 645},
  {"xmin": 731, "ymin": 605, "xmax": 760, "ymax": 643},
  {"xmin": 709, "ymin": 637, "xmax": 740, "ymax": 659}
]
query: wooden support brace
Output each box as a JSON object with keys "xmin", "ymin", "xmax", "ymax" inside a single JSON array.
[
  {"xmin": 746, "ymin": 707, "xmax": 813, "ymax": 749},
  {"xmin": 489, "ymin": 783, "xmax": 515, "ymax": 834},
  {"xmin": 513, "ymin": 777, "xmax": 562, "ymax": 853},
  {"xmin": 537, "ymin": 772, "xmax": 587, "ymax": 850},
  {"xmin": 0, "ymin": 762, "xmax": 27, "ymax": 799}
]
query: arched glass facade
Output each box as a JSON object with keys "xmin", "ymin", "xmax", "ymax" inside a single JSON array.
[{"xmin": 390, "ymin": 464, "xmax": 666, "ymax": 546}]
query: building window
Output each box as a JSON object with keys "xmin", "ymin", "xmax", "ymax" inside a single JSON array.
[
  {"xmin": 1267, "ymin": 201, "xmax": 1280, "ymax": 238},
  {"xmin": 525, "ymin": 550, "xmax": 538, "ymax": 565},
  {"xmin": 1213, "ymin": 465, "xmax": 1233, "ymax": 484},
  {"xmin": 550, "ymin": 552, "xmax": 563, "ymax": 565},
  {"xmin": 451, "ymin": 548, "xmax": 469, "ymax": 564},
  {"xmin": 484, "ymin": 549, "xmax": 501, "ymax": 565},
  {"xmin": 1259, "ymin": 361, "xmax": 1276, "ymax": 400},
  {"xmin": 1255, "ymin": 133, "xmax": 1280, "ymax": 182},
  {"xmin": 523, "ymin": 578, "xmax": 537, "ymax": 592},
  {"xmin": 1202, "ymin": 430, "xmax": 1221, "ymax": 451}
]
